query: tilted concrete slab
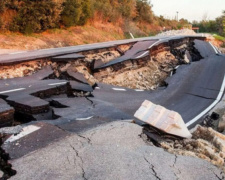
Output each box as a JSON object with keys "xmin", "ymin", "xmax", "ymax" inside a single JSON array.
[{"xmin": 134, "ymin": 100, "xmax": 192, "ymax": 138}]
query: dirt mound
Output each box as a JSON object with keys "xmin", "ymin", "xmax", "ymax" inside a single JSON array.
[
  {"xmin": 161, "ymin": 126, "xmax": 225, "ymax": 171},
  {"xmin": 157, "ymin": 29, "xmax": 196, "ymax": 37}
]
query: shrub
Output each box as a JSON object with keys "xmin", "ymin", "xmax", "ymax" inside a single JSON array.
[
  {"xmin": 135, "ymin": 0, "xmax": 154, "ymax": 23},
  {"xmin": 0, "ymin": 17, "xmax": 3, "ymax": 29},
  {"xmin": 61, "ymin": 0, "xmax": 82, "ymax": 27},
  {"xmin": 10, "ymin": 0, "xmax": 59, "ymax": 34}
]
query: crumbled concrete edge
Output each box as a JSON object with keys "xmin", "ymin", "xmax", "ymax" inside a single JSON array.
[{"xmin": 0, "ymin": 125, "xmax": 22, "ymax": 135}]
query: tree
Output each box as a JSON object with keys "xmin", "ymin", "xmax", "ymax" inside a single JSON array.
[
  {"xmin": 79, "ymin": 0, "xmax": 92, "ymax": 25},
  {"xmin": 135, "ymin": 0, "xmax": 154, "ymax": 23},
  {"xmin": 222, "ymin": 10, "xmax": 225, "ymax": 36},
  {"xmin": 61, "ymin": 0, "xmax": 82, "ymax": 27},
  {"xmin": 10, "ymin": 0, "xmax": 59, "ymax": 34}
]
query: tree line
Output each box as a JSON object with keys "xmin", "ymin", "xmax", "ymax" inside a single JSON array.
[
  {"xmin": 0, "ymin": 0, "xmax": 158, "ymax": 34},
  {"xmin": 192, "ymin": 11, "xmax": 225, "ymax": 36}
]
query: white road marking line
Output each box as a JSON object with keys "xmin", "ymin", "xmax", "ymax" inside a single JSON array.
[
  {"xmin": 135, "ymin": 89, "xmax": 144, "ymax": 92},
  {"xmin": 209, "ymin": 42, "xmax": 218, "ymax": 54},
  {"xmin": 0, "ymin": 88, "xmax": 26, "ymax": 94},
  {"xmin": 186, "ymin": 74, "xmax": 225, "ymax": 127},
  {"xmin": 135, "ymin": 51, "xmax": 149, "ymax": 59},
  {"xmin": 95, "ymin": 87, "xmax": 100, "ymax": 89},
  {"xmin": 48, "ymin": 82, "xmax": 67, "ymax": 86},
  {"xmin": 5, "ymin": 125, "xmax": 41, "ymax": 143},
  {"xmin": 76, "ymin": 116, "xmax": 93, "ymax": 121},
  {"xmin": 10, "ymin": 51, "xmax": 27, "ymax": 54},
  {"xmin": 175, "ymin": 66, "xmax": 180, "ymax": 69},
  {"xmin": 214, "ymin": 46, "xmax": 221, "ymax": 54},
  {"xmin": 112, "ymin": 88, "xmax": 126, "ymax": 91}
]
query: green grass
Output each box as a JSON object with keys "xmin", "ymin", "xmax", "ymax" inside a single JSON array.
[{"xmin": 213, "ymin": 34, "xmax": 225, "ymax": 41}]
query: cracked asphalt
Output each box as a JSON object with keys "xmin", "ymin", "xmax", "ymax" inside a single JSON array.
[{"xmin": 10, "ymin": 121, "xmax": 225, "ymax": 180}]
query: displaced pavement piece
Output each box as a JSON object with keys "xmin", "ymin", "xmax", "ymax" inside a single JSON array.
[
  {"xmin": 70, "ymin": 81, "xmax": 93, "ymax": 92},
  {"xmin": 194, "ymin": 39, "xmax": 217, "ymax": 58},
  {"xmin": 0, "ymin": 99, "xmax": 14, "ymax": 127},
  {"xmin": 134, "ymin": 100, "xmax": 192, "ymax": 138},
  {"xmin": 67, "ymin": 69, "xmax": 89, "ymax": 84},
  {"xmin": 10, "ymin": 121, "xmax": 224, "ymax": 180},
  {"xmin": 96, "ymin": 40, "xmax": 157, "ymax": 69},
  {"xmin": 3, "ymin": 122, "xmax": 70, "ymax": 160}
]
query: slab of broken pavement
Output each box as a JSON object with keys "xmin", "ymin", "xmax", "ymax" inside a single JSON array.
[{"xmin": 0, "ymin": 35, "xmax": 225, "ymax": 179}]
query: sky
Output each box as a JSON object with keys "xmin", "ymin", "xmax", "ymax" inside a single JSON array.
[{"xmin": 151, "ymin": 0, "xmax": 225, "ymax": 22}]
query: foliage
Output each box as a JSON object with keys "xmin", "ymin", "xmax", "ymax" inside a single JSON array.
[
  {"xmin": 10, "ymin": 0, "xmax": 59, "ymax": 34},
  {"xmin": 61, "ymin": 0, "xmax": 93, "ymax": 27},
  {"xmin": 135, "ymin": 0, "xmax": 154, "ymax": 23},
  {"xmin": 0, "ymin": 17, "xmax": 2, "ymax": 29},
  {"xmin": 223, "ymin": 11, "xmax": 225, "ymax": 36},
  {"xmin": 213, "ymin": 34, "xmax": 225, "ymax": 41},
  {"xmin": 1, "ymin": 0, "xmax": 186, "ymax": 35},
  {"xmin": 192, "ymin": 10, "xmax": 225, "ymax": 36}
]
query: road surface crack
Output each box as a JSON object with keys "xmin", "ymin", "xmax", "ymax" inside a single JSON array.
[
  {"xmin": 77, "ymin": 134, "xmax": 92, "ymax": 145},
  {"xmin": 143, "ymin": 156, "xmax": 161, "ymax": 180},
  {"xmin": 173, "ymin": 154, "xmax": 178, "ymax": 167},
  {"xmin": 186, "ymin": 93, "xmax": 216, "ymax": 100},
  {"xmin": 69, "ymin": 144, "xmax": 88, "ymax": 180},
  {"xmin": 85, "ymin": 97, "xmax": 96, "ymax": 108},
  {"xmin": 213, "ymin": 171, "xmax": 224, "ymax": 180}
]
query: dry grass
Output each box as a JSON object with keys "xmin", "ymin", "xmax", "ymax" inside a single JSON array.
[{"xmin": 0, "ymin": 23, "xmax": 125, "ymax": 50}]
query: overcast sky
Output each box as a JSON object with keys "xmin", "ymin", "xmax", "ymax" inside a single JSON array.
[{"xmin": 151, "ymin": 0, "xmax": 225, "ymax": 22}]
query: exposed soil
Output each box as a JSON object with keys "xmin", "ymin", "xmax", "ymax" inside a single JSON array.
[
  {"xmin": 0, "ymin": 60, "xmax": 51, "ymax": 79},
  {"xmin": 160, "ymin": 126, "xmax": 225, "ymax": 171},
  {"xmin": 101, "ymin": 51, "xmax": 178, "ymax": 90}
]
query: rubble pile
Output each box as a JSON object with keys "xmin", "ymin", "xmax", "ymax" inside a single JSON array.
[
  {"xmin": 160, "ymin": 126, "xmax": 225, "ymax": 170},
  {"xmin": 0, "ymin": 60, "xmax": 50, "ymax": 79},
  {"xmin": 85, "ymin": 50, "xmax": 121, "ymax": 63},
  {"xmin": 100, "ymin": 51, "xmax": 178, "ymax": 90},
  {"xmin": 157, "ymin": 29, "xmax": 196, "ymax": 37}
]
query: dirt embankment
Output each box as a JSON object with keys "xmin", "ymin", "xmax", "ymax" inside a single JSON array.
[
  {"xmin": 0, "ymin": 22, "xmax": 124, "ymax": 51},
  {"xmin": 159, "ymin": 126, "xmax": 225, "ymax": 172}
]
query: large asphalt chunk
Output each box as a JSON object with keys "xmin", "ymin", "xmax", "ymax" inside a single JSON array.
[
  {"xmin": 0, "ymin": 98, "xmax": 14, "ymax": 127},
  {"xmin": 194, "ymin": 39, "xmax": 216, "ymax": 58}
]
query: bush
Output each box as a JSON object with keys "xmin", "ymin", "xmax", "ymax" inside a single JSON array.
[
  {"xmin": 135, "ymin": 0, "xmax": 154, "ymax": 23},
  {"xmin": 61, "ymin": 0, "xmax": 82, "ymax": 27},
  {"xmin": 79, "ymin": 0, "xmax": 92, "ymax": 25},
  {"xmin": 10, "ymin": 0, "xmax": 59, "ymax": 34},
  {"xmin": 0, "ymin": 17, "xmax": 3, "ymax": 29}
]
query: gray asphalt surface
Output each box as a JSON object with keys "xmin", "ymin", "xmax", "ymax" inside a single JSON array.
[
  {"xmin": 1, "ymin": 36, "xmax": 225, "ymax": 161},
  {"xmin": 9, "ymin": 121, "xmax": 225, "ymax": 180}
]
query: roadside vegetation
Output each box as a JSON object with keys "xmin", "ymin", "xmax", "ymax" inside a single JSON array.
[
  {"xmin": 0, "ymin": 0, "xmax": 188, "ymax": 36},
  {"xmin": 192, "ymin": 11, "xmax": 225, "ymax": 38}
]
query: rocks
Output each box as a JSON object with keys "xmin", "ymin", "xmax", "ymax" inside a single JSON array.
[
  {"xmin": 0, "ymin": 125, "xmax": 22, "ymax": 135},
  {"xmin": 157, "ymin": 29, "xmax": 196, "ymax": 37},
  {"xmin": 85, "ymin": 50, "xmax": 121, "ymax": 64},
  {"xmin": 218, "ymin": 115, "xmax": 225, "ymax": 132},
  {"xmin": 0, "ymin": 60, "xmax": 51, "ymax": 80},
  {"xmin": 97, "ymin": 51, "xmax": 178, "ymax": 90},
  {"xmin": 160, "ymin": 125, "xmax": 225, "ymax": 170}
]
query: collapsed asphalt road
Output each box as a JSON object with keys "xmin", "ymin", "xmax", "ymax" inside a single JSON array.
[{"xmin": 0, "ymin": 35, "xmax": 225, "ymax": 179}]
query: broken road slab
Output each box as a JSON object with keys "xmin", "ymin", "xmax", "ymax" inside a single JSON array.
[
  {"xmin": 0, "ymin": 99, "xmax": 14, "ymax": 127},
  {"xmin": 134, "ymin": 100, "xmax": 192, "ymax": 138},
  {"xmin": 10, "ymin": 121, "xmax": 224, "ymax": 180},
  {"xmin": 3, "ymin": 122, "xmax": 70, "ymax": 160}
]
